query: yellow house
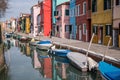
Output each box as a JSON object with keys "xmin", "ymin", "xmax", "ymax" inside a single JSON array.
[
  {"xmin": 91, "ymin": 0, "xmax": 112, "ymax": 46},
  {"xmin": 25, "ymin": 16, "xmax": 31, "ymax": 34}
]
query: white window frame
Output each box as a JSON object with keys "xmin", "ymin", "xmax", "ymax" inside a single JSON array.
[
  {"xmin": 83, "ymin": 2, "xmax": 86, "ymax": 15},
  {"xmin": 83, "ymin": 23, "xmax": 86, "ymax": 35},
  {"xmin": 78, "ymin": 4, "xmax": 80, "ymax": 16}
]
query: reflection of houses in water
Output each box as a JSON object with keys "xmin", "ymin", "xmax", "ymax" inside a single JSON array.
[
  {"xmin": 43, "ymin": 58, "xmax": 52, "ymax": 78},
  {"xmin": 25, "ymin": 43, "xmax": 31, "ymax": 56},
  {"xmin": 15, "ymin": 40, "xmax": 19, "ymax": 47},
  {"xmin": 67, "ymin": 66, "xmax": 93, "ymax": 80},
  {"xmin": 33, "ymin": 50, "xmax": 41, "ymax": 69},
  {"xmin": 37, "ymin": 50, "xmax": 52, "ymax": 79},
  {"xmin": 19, "ymin": 43, "xmax": 26, "ymax": 54},
  {"xmin": 55, "ymin": 60, "xmax": 69, "ymax": 80},
  {"xmin": 52, "ymin": 56, "xmax": 69, "ymax": 80}
]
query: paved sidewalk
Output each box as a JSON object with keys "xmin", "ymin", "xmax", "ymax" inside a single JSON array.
[{"xmin": 16, "ymin": 32, "xmax": 120, "ymax": 62}]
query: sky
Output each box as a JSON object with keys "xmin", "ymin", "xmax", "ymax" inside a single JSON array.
[
  {"xmin": 0, "ymin": 0, "xmax": 70, "ymax": 22},
  {"xmin": 1, "ymin": 0, "xmax": 38, "ymax": 21}
]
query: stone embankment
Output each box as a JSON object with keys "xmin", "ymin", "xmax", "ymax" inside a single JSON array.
[
  {"xmin": 0, "ymin": 44, "xmax": 6, "ymax": 73},
  {"xmin": 15, "ymin": 32, "xmax": 120, "ymax": 67}
]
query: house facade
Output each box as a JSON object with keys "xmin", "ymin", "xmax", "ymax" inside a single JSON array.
[
  {"xmin": 91, "ymin": 0, "xmax": 112, "ymax": 45},
  {"xmin": 113, "ymin": 0, "xmax": 120, "ymax": 47},
  {"xmin": 31, "ymin": 4, "xmax": 40, "ymax": 37},
  {"xmin": 55, "ymin": 2, "xmax": 71, "ymax": 39},
  {"xmin": 70, "ymin": 0, "xmax": 77, "ymax": 39},
  {"xmin": 76, "ymin": 0, "xmax": 91, "ymax": 42},
  {"xmin": 43, "ymin": 0, "xmax": 52, "ymax": 36},
  {"xmin": 25, "ymin": 15, "xmax": 31, "ymax": 34}
]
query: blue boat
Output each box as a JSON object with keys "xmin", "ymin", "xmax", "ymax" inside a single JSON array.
[
  {"xmin": 98, "ymin": 61, "xmax": 120, "ymax": 80},
  {"xmin": 49, "ymin": 49, "xmax": 71, "ymax": 57}
]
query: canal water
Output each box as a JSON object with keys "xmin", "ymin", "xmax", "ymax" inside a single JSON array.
[{"xmin": 0, "ymin": 39, "xmax": 103, "ymax": 80}]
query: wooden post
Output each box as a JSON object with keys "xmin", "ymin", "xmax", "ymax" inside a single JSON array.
[
  {"xmin": 102, "ymin": 37, "xmax": 111, "ymax": 61},
  {"xmin": 85, "ymin": 33, "xmax": 94, "ymax": 66}
]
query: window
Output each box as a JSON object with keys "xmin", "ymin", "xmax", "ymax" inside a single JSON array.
[
  {"xmin": 65, "ymin": 9, "xmax": 69, "ymax": 16},
  {"xmin": 65, "ymin": 25, "xmax": 69, "ymax": 32},
  {"xmin": 65, "ymin": 25, "xmax": 72, "ymax": 33},
  {"xmin": 78, "ymin": 5, "xmax": 80, "ymax": 16},
  {"xmin": 93, "ymin": 26, "xmax": 98, "ymax": 34},
  {"xmin": 83, "ymin": 23, "xmax": 86, "ymax": 34},
  {"xmin": 83, "ymin": 2, "xmax": 86, "ymax": 15},
  {"xmin": 105, "ymin": 25, "xmax": 112, "ymax": 36},
  {"xmin": 116, "ymin": 0, "xmax": 120, "ymax": 5},
  {"xmin": 104, "ymin": 0, "xmax": 111, "ymax": 10},
  {"xmin": 92, "ymin": 0, "xmax": 97, "ymax": 12},
  {"xmin": 54, "ymin": 11, "xmax": 59, "ymax": 16}
]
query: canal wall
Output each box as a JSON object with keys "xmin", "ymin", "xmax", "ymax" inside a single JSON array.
[
  {"xmin": 14, "ymin": 32, "xmax": 120, "ymax": 67},
  {"xmin": 0, "ymin": 44, "xmax": 6, "ymax": 73}
]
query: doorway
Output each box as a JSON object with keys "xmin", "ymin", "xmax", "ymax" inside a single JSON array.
[{"xmin": 99, "ymin": 26, "xmax": 103, "ymax": 44}]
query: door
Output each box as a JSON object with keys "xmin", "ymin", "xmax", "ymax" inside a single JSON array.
[
  {"xmin": 99, "ymin": 26, "xmax": 103, "ymax": 44},
  {"xmin": 79, "ymin": 25, "xmax": 82, "ymax": 40}
]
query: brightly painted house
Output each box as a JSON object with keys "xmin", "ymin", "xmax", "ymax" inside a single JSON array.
[
  {"xmin": 43, "ymin": 0, "xmax": 52, "ymax": 36},
  {"xmin": 55, "ymin": 2, "xmax": 71, "ymax": 39},
  {"xmin": 10, "ymin": 17, "xmax": 16, "ymax": 32},
  {"xmin": 20, "ymin": 13, "xmax": 31, "ymax": 33},
  {"xmin": 52, "ymin": 0, "xmax": 70, "ymax": 36},
  {"xmin": 31, "ymin": 4, "xmax": 40, "ymax": 37},
  {"xmin": 113, "ymin": 0, "xmax": 120, "ymax": 48},
  {"xmin": 38, "ymin": 0, "xmax": 52, "ymax": 36},
  {"xmin": 76, "ymin": 0, "xmax": 91, "ymax": 42},
  {"xmin": 70, "ymin": 0, "xmax": 76, "ymax": 39},
  {"xmin": 91, "ymin": 0, "xmax": 112, "ymax": 46},
  {"xmin": 25, "ymin": 15, "xmax": 31, "ymax": 34}
]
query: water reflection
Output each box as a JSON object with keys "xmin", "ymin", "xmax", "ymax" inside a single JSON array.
[{"xmin": 1, "ymin": 39, "xmax": 103, "ymax": 80}]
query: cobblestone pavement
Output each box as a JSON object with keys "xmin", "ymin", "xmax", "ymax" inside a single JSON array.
[{"xmin": 15, "ymin": 32, "xmax": 120, "ymax": 61}]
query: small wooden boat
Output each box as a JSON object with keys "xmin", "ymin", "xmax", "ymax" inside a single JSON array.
[
  {"xmin": 98, "ymin": 61, "xmax": 120, "ymax": 80},
  {"xmin": 36, "ymin": 40, "xmax": 53, "ymax": 51},
  {"xmin": 19, "ymin": 36, "xmax": 31, "ymax": 42},
  {"xmin": 67, "ymin": 52, "xmax": 87, "ymax": 72},
  {"xmin": 49, "ymin": 49, "xmax": 71, "ymax": 57},
  {"xmin": 29, "ymin": 40, "xmax": 40, "ymax": 46},
  {"xmin": 67, "ymin": 34, "xmax": 97, "ymax": 72}
]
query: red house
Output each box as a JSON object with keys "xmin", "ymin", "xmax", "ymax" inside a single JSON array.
[
  {"xmin": 76, "ymin": 0, "xmax": 91, "ymax": 42},
  {"xmin": 39, "ymin": 0, "xmax": 52, "ymax": 36}
]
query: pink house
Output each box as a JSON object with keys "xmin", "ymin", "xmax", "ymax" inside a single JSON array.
[
  {"xmin": 113, "ymin": 0, "xmax": 120, "ymax": 48},
  {"xmin": 55, "ymin": 2, "xmax": 71, "ymax": 39},
  {"xmin": 31, "ymin": 4, "xmax": 40, "ymax": 37}
]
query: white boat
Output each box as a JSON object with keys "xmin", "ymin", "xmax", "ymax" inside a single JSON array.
[
  {"xmin": 67, "ymin": 52, "xmax": 97, "ymax": 72},
  {"xmin": 36, "ymin": 40, "xmax": 53, "ymax": 51},
  {"xmin": 67, "ymin": 34, "xmax": 97, "ymax": 72}
]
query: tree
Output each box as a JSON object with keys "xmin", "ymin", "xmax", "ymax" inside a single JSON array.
[{"xmin": 0, "ymin": 0, "xmax": 9, "ymax": 18}]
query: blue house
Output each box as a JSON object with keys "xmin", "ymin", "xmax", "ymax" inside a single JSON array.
[{"xmin": 70, "ymin": 0, "xmax": 76, "ymax": 39}]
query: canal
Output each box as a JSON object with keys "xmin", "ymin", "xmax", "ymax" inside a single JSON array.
[{"xmin": 0, "ymin": 39, "xmax": 103, "ymax": 80}]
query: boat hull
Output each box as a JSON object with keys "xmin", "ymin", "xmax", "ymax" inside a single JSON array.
[
  {"xmin": 49, "ymin": 49, "xmax": 71, "ymax": 57},
  {"xmin": 67, "ymin": 52, "xmax": 88, "ymax": 72},
  {"xmin": 99, "ymin": 61, "xmax": 120, "ymax": 80}
]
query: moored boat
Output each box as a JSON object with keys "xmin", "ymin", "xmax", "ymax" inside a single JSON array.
[
  {"xmin": 49, "ymin": 49, "xmax": 71, "ymax": 57},
  {"xmin": 98, "ymin": 61, "xmax": 120, "ymax": 80},
  {"xmin": 36, "ymin": 40, "xmax": 53, "ymax": 51}
]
